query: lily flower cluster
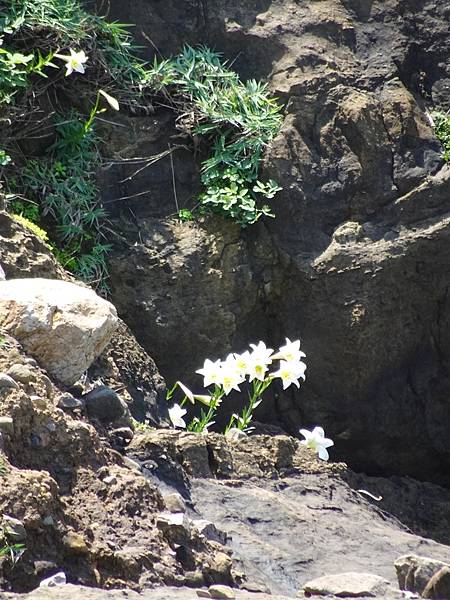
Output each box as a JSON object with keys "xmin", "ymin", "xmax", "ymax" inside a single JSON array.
[
  {"xmin": 197, "ymin": 338, "xmax": 306, "ymax": 394},
  {"xmin": 166, "ymin": 338, "xmax": 334, "ymax": 461},
  {"xmin": 167, "ymin": 338, "xmax": 307, "ymax": 433}
]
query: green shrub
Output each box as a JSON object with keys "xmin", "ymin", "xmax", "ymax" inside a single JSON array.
[
  {"xmin": 433, "ymin": 111, "xmax": 450, "ymax": 162},
  {"xmin": 147, "ymin": 46, "xmax": 283, "ymax": 226}
]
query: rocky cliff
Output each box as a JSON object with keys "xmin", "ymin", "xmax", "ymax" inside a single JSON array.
[{"xmin": 92, "ymin": 0, "xmax": 450, "ymax": 484}]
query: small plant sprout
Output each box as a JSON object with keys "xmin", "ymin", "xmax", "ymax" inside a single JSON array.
[
  {"xmin": 167, "ymin": 339, "xmax": 319, "ymax": 440},
  {"xmin": 299, "ymin": 427, "xmax": 334, "ymax": 461},
  {"xmin": 55, "ymin": 48, "xmax": 88, "ymax": 76}
]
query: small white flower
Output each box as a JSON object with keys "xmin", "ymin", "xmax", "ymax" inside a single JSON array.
[
  {"xmin": 196, "ymin": 358, "xmax": 223, "ymax": 388},
  {"xmin": 299, "ymin": 426, "xmax": 334, "ymax": 461},
  {"xmin": 273, "ymin": 338, "xmax": 306, "ymax": 362},
  {"xmin": 248, "ymin": 341, "xmax": 274, "ymax": 382},
  {"xmin": 272, "ymin": 358, "xmax": 306, "ymax": 389},
  {"xmin": 232, "ymin": 350, "xmax": 253, "ymax": 376},
  {"xmin": 55, "ymin": 49, "xmax": 88, "ymax": 76},
  {"xmin": 219, "ymin": 365, "xmax": 244, "ymax": 395},
  {"xmin": 168, "ymin": 404, "xmax": 187, "ymax": 429}
]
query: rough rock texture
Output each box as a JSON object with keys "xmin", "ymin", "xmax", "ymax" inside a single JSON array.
[
  {"xmin": 395, "ymin": 554, "xmax": 450, "ymax": 597},
  {"xmin": 88, "ymin": 320, "xmax": 169, "ymax": 425},
  {"xmin": 0, "ymin": 337, "xmax": 229, "ymax": 592},
  {"xmin": 0, "ymin": 279, "xmax": 118, "ymax": 386},
  {"xmin": 2, "ymin": 584, "xmax": 296, "ymax": 600},
  {"xmin": 128, "ymin": 431, "xmax": 450, "ymax": 598},
  {"xmin": 96, "ymin": 0, "xmax": 450, "ymax": 484},
  {"xmin": 0, "ymin": 212, "xmax": 66, "ymax": 281},
  {"xmin": 301, "ymin": 572, "xmax": 397, "ymax": 598}
]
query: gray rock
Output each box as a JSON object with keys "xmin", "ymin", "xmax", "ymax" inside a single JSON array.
[
  {"xmin": 193, "ymin": 519, "xmax": 227, "ymax": 545},
  {"xmin": 423, "ymin": 566, "xmax": 450, "ymax": 599},
  {"xmin": 57, "ymin": 394, "xmax": 83, "ymax": 410},
  {"xmin": 7, "ymin": 363, "xmax": 35, "ymax": 384},
  {"xmin": 83, "ymin": 386, "xmax": 125, "ymax": 423},
  {"xmin": 196, "ymin": 591, "xmax": 211, "ymax": 598},
  {"xmin": 0, "ymin": 373, "xmax": 19, "ymax": 390},
  {"xmin": 156, "ymin": 512, "xmax": 191, "ymax": 545},
  {"xmin": 0, "ymin": 278, "xmax": 118, "ymax": 386},
  {"xmin": 164, "ymin": 492, "xmax": 186, "ymax": 513},
  {"xmin": 301, "ymin": 572, "xmax": 393, "ymax": 597},
  {"xmin": 395, "ymin": 554, "xmax": 450, "ymax": 596},
  {"xmin": 208, "ymin": 585, "xmax": 236, "ymax": 599}
]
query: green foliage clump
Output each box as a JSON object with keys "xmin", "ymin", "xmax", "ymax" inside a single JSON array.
[
  {"xmin": 432, "ymin": 111, "xmax": 450, "ymax": 162},
  {"xmin": 0, "ymin": 0, "xmax": 147, "ymax": 290},
  {"xmin": 147, "ymin": 46, "xmax": 283, "ymax": 226}
]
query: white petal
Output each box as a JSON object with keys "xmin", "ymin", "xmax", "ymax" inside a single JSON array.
[
  {"xmin": 299, "ymin": 429, "xmax": 311, "ymax": 440},
  {"xmin": 318, "ymin": 446, "xmax": 329, "ymax": 461},
  {"xmin": 322, "ymin": 437, "xmax": 334, "ymax": 448},
  {"xmin": 313, "ymin": 426, "xmax": 325, "ymax": 438}
]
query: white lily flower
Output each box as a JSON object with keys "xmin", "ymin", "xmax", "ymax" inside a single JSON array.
[
  {"xmin": 196, "ymin": 358, "xmax": 223, "ymax": 388},
  {"xmin": 299, "ymin": 426, "xmax": 334, "ymax": 461},
  {"xmin": 55, "ymin": 49, "xmax": 88, "ymax": 76},
  {"xmin": 248, "ymin": 341, "xmax": 274, "ymax": 381},
  {"xmin": 273, "ymin": 338, "xmax": 306, "ymax": 362},
  {"xmin": 271, "ymin": 358, "xmax": 306, "ymax": 389},
  {"xmin": 232, "ymin": 350, "xmax": 253, "ymax": 376},
  {"xmin": 168, "ymin": 403, "xmax": 187, "ymax": 429},
  {"xmin": 220, "ymin": 365, "xmax": 244, "ymax": 395}
]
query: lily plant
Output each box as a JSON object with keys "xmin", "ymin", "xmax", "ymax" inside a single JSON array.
[{"xmin": 167, "ymin": 338, "xmax": 307, "ymax": 433}]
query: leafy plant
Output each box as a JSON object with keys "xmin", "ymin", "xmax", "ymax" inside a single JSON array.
[
  {"xmin": 147, "ymin": 46, "xmax": 283, "ymax": 226},
  {"xmin": 432, "ymin": 111, "xmax": 450, "ymax": 162}
]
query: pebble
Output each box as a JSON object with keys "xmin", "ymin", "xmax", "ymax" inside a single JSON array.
[
  {"xmin": 103, "ymin": 475, "xmax": 117, "ymax": 485},
  {"xmin": 196, "ymin": 591, "xmax": 211, "ymax": 598},
  {"xmin": 208, "ymin": 585, "xmax": 236, "ymax": 599},
  {"xmin": 39, "ymin": 572, "xmax": 67, "ymax": 587},
  {"xmin": 62, "ymin": 531, "xmax": 88, "ymax": 554},
  {"xmin": 57, "ymin": 394, "xmax": 83, "ymax": 410},
  {"xmin": 83, "ymin": 385, "xmax": 125, "ymax": 423},
  {"xmin": 0, "ymin": 373, "xmax": 19, "ymax": 390},
  {"xmin": 7, "ymin": 363, "xmax": 35, "ymax": 384}
]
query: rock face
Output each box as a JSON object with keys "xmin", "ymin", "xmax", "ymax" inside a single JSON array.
[
  {"xmin": 0, "ymin": 336, "xmax": 233, "ymax": 593},
  {"xmin": 98, "ymin": 0, "xmax": 450, "ymax": 484},
  {"xmin": 127, "ymin": 431, "xmax": 450, "ymax": 598},
  {"xmin": 0, "ymin": 211, "xmax": 66, "ymax": 280},
  {"xmin": 0, "ymin": 279, "xmax": 118, "ymax": 386}
]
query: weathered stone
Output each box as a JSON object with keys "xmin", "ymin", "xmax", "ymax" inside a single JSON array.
[
  {"xmin": 193, "ymin": 520, "xmax": 227, "ymax": 545},
  {"xmin": 0, "ymin": 279, "xmax": 118, "ymax": 386},
  {"xmin": 423, "ymin": 566, "xmax": 450, "ymax": 599},
  {"xmin": 395, "ymin": 554, "xmax": 450, "ymax": 596},
  {"xmin": 62, "ymin": 532, "xmax": 89, "ymax": 554},
  {"xmin": 196, "ymin": 591, "xmax": 211, "ymax": 599},
  {"xmin": 156, "ymin": 512, "xmax": 191, "ymax": 545},
  {"xmin": 164, "ymin": 492, "xmax": 186, "ymax": 514},
  {"xmin": 7, "ymin": 364, "xmax": 35, "ymax": 384},
  {"xmin": 301, "ymin": 572, "xmax": 392, "ymax": 597},
  {"xmin": 56, "ymin": 394, "xmax": 83, "ymax": 410},
  {"xmin": 39, "ymin": 572, "xmax": 66, "ymax": 588},
  {"xmin": 0, "ymin": 373, "xmax": 19, "ymax": 390},
  {"xmin": 208, "ymin": 585, "xmax": 235, "ymax": 599},
  {"xmin": 83, "ymin": 386, "xmax": 125, "ymax": 424}
]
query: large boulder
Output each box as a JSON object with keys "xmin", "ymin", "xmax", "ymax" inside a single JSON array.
[{"xmin": 0, "ymin": 279, "xmax": 118, "ymax": 386}]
